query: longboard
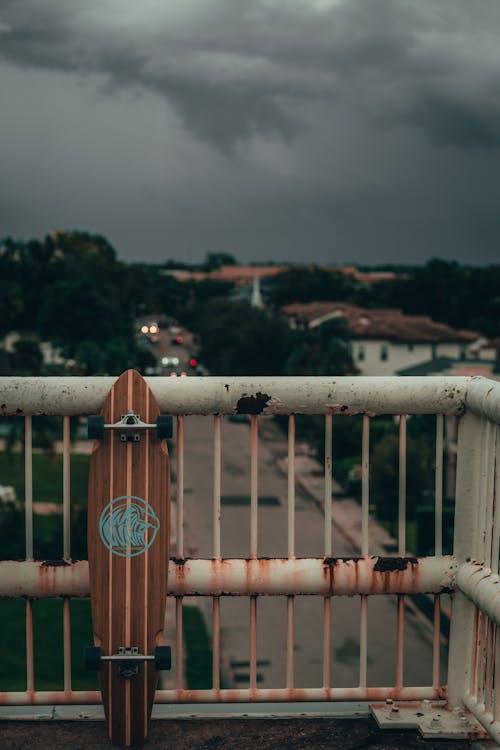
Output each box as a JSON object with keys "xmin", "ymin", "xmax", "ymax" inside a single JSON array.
[{"xmin": 86, "ymin": 370, "xmax": 171, "ymax": 746}]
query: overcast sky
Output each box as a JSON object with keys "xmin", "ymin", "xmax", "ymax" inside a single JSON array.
[{"xmin": 1, "ymin": 0, "xmax": 500, "ymax": 265}]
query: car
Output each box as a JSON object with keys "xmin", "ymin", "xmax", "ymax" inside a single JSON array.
[{"xmin": 139, "ymin": 321, "xmax": 160, "ymax": 343}]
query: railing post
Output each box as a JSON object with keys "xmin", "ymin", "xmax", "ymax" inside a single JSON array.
[{"xmin": 447, "ymin": 412, "xmax": 487, "ymax": 706}]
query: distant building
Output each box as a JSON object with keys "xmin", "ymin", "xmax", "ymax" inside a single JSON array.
[
  {"xmin": 2, "ymin": 333, "xmax": 65, "ymax": 367},
  {"xmin": 162, "ymin": 264, "xmax": 408, "ymax": 288},
  {"xmin": 250, "ymin": 277, "xmax": 263, "ymax": 308},
  {"xmin": 282, "ymin": 301, "xmax": 483, "ymax": 376},
  {"xmin": 397, "ymin": 357, "xmax": 499, "ymax": 381}
]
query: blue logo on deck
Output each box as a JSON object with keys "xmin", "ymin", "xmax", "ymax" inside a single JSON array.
[{"xmin": 99, "ymin": 496, "xmax": 160, "ymax": 557}]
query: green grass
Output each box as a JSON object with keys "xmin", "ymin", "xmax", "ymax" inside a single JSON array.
[
  {"xmin": 0, "ymin": 598, "xmax": 98, "ymax": 691},
  {"xmin": 0, "ymin": 600, "xmax": 215, "ymax": 692},
  {"xmin": 182, "ymin": 605, "xmax": 213, "ymax": 690},
  {"xmin": 0, "ymin": 452, "xmax": 90, "ymax": 506}
]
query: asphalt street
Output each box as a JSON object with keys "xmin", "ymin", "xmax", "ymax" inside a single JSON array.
[{"xmin": 169, "ymin": 413, "xmax": 448, "ymax": 692}]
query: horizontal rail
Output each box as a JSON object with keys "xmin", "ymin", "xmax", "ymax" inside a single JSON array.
[
  {"xmin": 456, "ymin": 561, "xmax": 500, "ymax": 626},
  {"xmin": 0, "ymin": 376, "xmax": 469, "ymax": 416},
  {"xmin": 0, "ymin": 685, "xmax": 446, "ymax": 707},
  {"xmin": 0, "ymin": 556, "xmax": 457, "ymax": 598}
]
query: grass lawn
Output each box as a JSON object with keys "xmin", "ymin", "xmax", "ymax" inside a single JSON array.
[
  {"xmin": 182, "ymin": 604, "xmax": 213, "ymax": 690},
  {"xmin": 0, "ymin": 600, "xmax": 214, "ymax": 693},
  {"xmin": 0, "ymin": 598, "xmax": 98, "ymax": 691},
  {"xmin": 0, "ymin": 452, "xmax": 90, "ymax": 506}
]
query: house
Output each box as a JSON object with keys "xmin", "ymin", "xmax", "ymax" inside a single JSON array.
[
  {"xmin": 397, "ymin": 356, "xmax": 499, "ymax": 381},
  {"xmin": 281, "ymin": 301, "xmax": 483, "ymax": 376}
]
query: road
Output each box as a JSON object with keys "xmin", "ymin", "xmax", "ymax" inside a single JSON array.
[{"xmin": 169, "ymin": 413, "xmax": 447, "ymax": 692}]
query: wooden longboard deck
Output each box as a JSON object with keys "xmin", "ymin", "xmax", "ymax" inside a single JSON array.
[{"xmin": 87, "ymin": 370, "xmax": 170, "ymax": 746}]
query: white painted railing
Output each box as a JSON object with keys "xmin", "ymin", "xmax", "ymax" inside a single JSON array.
[{"xmin": 0, "ymin": 375, "xmax": 499, "ymax": 741}]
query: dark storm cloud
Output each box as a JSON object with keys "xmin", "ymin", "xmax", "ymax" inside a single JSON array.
[{"xmin": 1, "ymin": 0, "xmax": 500, "ymax": 152}]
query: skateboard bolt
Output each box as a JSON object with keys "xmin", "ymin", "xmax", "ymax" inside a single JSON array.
[{"xmin": 431, "ymin": 715, "xmax": 442, "ymax": 728}]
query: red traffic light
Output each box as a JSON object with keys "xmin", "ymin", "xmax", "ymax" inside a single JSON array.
[{"xmin": 189, "ymin": 358, "xmax": 198, "ymax": 368}]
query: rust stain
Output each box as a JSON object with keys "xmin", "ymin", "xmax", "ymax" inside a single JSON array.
[{"xmin": 235, "ymin": 392, "xmax": 271, "ymax": 415}]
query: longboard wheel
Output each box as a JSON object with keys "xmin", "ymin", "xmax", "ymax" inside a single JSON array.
[
  {"xmin": 156, "ymin": 415, "xmax": 173, "ymax": 440},
  {"xmin": 88, "ymin": 415, "xmax": 105, "ymax": 440},
  {"xmin": 84, "ymin": 646, "xmax": 102, "ymax": 670},
  {"xmin": 154, "ymin": 645, "xmax": 172, "ymax": 670}
]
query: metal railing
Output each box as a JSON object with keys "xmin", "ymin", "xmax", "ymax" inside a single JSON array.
[{"xmin": 0, "ymin": 375, "xmax": 498, "ymax": 741}]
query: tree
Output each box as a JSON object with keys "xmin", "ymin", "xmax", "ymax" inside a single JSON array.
[
  {"xmin": 190, "ymin": 298, "xmax": 293, "ymax": 376},
  {"xmin": 284, "ymin": 319, "xmax": 356, "ymax": 376},
  {"xmin": 202, "ymin": 252, "xmax": 237, "ymax": 271},
  {"xmin": 268, "ymin": 267, "xmax": 356, "ymax": 307},
  {"xmin": 371, "ymin": 431, "xmax": 435, "ymax": 525},
  {"xmin": 9, "ymin": 338, "xmax": 43, "ymax": 375}
]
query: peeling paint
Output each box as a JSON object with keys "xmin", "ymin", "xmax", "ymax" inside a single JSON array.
[
  {"xmin": 236, "ymin": 392, "xmax": 271, "ymax": 415},
  {"xmin": 373, "ymin": 557, "xmax": 418, "ymax": 573}
]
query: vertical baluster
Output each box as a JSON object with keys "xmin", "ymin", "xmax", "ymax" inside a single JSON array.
[
  {"xmin": 63, "ymin": 597, "xmax": 72, "ymax": 693},
  {"xmin": 286, "ymin": 415, "xmax": 295, "ymax": 689},
  {"xmin": 490, "ymin": 427, "xmax": 500, "ymax": 575},
  {"xmin": 435, "ymin": 415, "xmax": 444, "ymax": 557},
  {"xmin": 395, "ymin": 415, "xmax": 406, "ymax": 690},
  {"xmin": 176, "ymin": 598, "xmax": 183, "ymax": 691},
  {"xmin": 175, "ymin": 416, "xmax": 184, "ymax": 693},
  {"xmin": 25, "ymin": 416, "xmax": 33, "ymax": 561},
  {"xmin": 323, "ymin": 597, "xmax": 331, "ymax": 691},
  {"xmin": 212, "ymin": 597, "xmax": 221, "ymax": 691},
  {"xmin": 324, "ymin": 414, "xmax": 333, "ymax": 555},
  {"xmin": 398, "ymin": 415, "xmax": 407, "ymax": 555},
  {"xmin": 432, "ymin": 596, "xmax": 441, "ymax": 690},
  {"xmin": 63, "ymin": 416, "xmax": 71, "ymax": 561},
  {"xmin": 288, "ymin": 415, "xmax": 295, "ymax": 558},
  {"xmin": 176, "ymin": 417, "xmax": 184, "ymax": 559},
  {"xmin": 361, "ymin": 415, "xmax": 370, "ymax": 556},
  {"xmin": 359, "ymin": 415, "xmax": 370, "ymax": 688},
  {"xmin": 213, "ymin": 416, "xmax": 221, "ymax": 560},
  {"xmin": 323, "ymin": 414, "xmax": 333, "ymax": 691},
  {"xmin": 250, "ymin": 596, "xmax": 258, "ymax": 692},
  {"xmin": 212, "ymin": 415, "xmax": 222, "ymax": 692},
  {"xmin": 26, "ymin": 599, "xmax": 34, "ymax": 693},
  {"xmin": 432, "ymin": 414, "xmax": 444, "ymax": 692},
  {"xmin": 250, "ymin": 415, "xmax": 259, "ymax": 692},
  {"xmin": 250, "ymin": 416, "xmax": 258, "ymax": 559}
]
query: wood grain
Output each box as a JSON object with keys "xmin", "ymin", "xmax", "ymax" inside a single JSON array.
[{"xmin": 87, "ymin": 370, "xmax": 170, "ymax": 746}]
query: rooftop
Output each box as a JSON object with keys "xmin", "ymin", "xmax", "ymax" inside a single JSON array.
[
  {"xmin": 281, "ymin": 301, "xmax": 480, "ymax": 343},
  {"xmin": 397, "ymin": 357, "xmax": 499, "ymax": 377}
]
